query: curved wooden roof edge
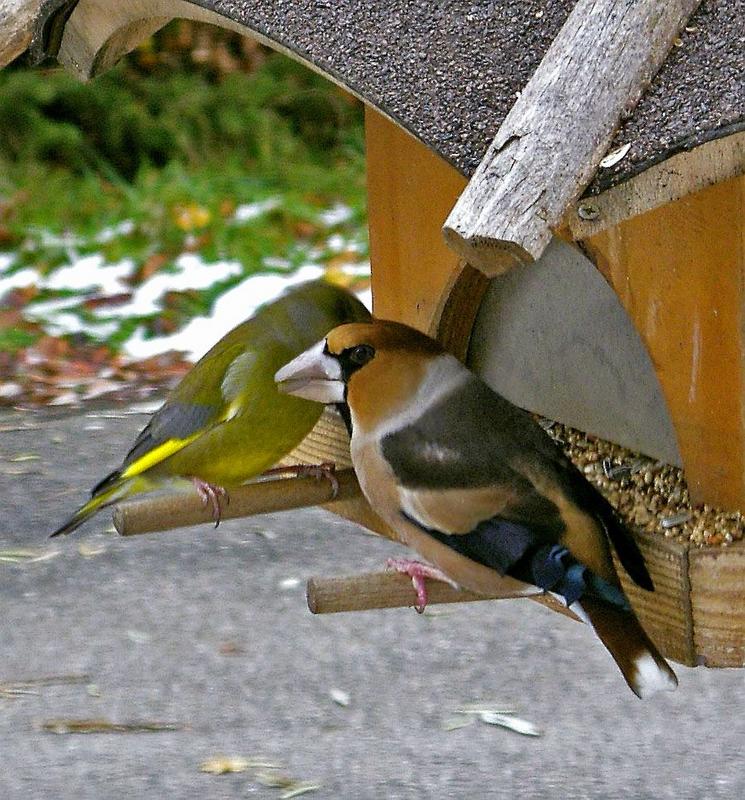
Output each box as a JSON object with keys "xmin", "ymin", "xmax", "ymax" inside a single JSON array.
[{"xmin": 24, "ymin": 0, "xmax": 745, "ymax": 241}]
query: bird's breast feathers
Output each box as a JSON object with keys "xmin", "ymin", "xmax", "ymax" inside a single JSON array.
[
  {"xmin": 349, "ymin": 354, "xmax": 513, "ymax": 538},
  {"xmin": 349, "ymin": 353, "xmax": 469, "ymax": 523},
  {"xmin": 348, "ymin": 351, "xmax": 618, "ymax": 586}
]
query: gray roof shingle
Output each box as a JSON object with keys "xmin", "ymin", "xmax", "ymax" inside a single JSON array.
[{"xmin": 35, "ymin": 0, "xmax": 744, "ymax": 192}]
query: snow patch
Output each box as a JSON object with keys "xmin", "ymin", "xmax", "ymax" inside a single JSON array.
[
  {"xmin": 0, "ymin": 267, "xmax": 38, "ymax": 296},
  {"xmin": 233, "ymin": 197, "xmax": 281, "ymax": 222},
  {"xmin": 92, "ymin": 254, "xmax": 242, "ymax": 319},
  {"xmin": 43, "ymin": 255, "xmax": 134, "ymax": 294},
  {"xmin": 0, "ymin": 253, "xmax": 17, "ymax": 273},
  {"xmin": 123, "ymin": 264, "xmax": 324, "ymax": 361},
  {"xmin": 318, "ymin": 203, "xmax": 353, "ymax": 226},
  {"xmin": 41, "ymin": 313, "xmax": 120, "ymax": 339}
]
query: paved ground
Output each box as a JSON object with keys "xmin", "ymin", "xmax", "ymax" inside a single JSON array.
[{"xmin": 1, "ymin": 406, "xmax": 744, "ymax": 799}]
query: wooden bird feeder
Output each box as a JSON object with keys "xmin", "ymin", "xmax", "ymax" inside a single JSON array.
[{"xmin": 4, "ymin": 0, "xmax": 745, "ymax": 668}]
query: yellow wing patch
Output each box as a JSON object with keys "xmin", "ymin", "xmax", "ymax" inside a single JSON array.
[{"xmin": 120, "ymin": 434, "xmax": 201, "ymax": 479}]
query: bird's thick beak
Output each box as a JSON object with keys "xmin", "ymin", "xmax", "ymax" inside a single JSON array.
[{"xmin": 275, "ymin": 340, "xmax": 345, "ymax": 403}]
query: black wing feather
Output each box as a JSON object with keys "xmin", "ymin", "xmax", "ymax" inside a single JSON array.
[
  {"xmin": 91, "ymin": 402, "xmax": 216, "ymax": 498},
  {"xmin": 383, "ymin": 374, "xmax": 652, "ymax": 590}
]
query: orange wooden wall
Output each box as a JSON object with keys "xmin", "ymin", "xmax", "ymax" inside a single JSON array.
[
  {"xmin": 585, "ymin": 175, "xmax": 745, "ymax": 510},
  {"xmin": 365, "ymin": 107, "xmax": 745, "ymax": 512}
]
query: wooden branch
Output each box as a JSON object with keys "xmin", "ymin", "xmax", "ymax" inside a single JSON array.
[
  {"xmin": 306, "ymin": 570, "xmax": 580, "ymax": 622},
  {"xmin": 0, "ymin": 0, "xmax": 43, "ymax": 66},
  {"xmin": 442, "ymin": 0, "xmax": 702, "ymax": 276},
  {"xmin": 113, "ymin": 469, "xmax": 361, "ymax": 536}
]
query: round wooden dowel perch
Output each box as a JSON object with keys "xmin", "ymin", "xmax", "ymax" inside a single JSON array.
[
  {"xmin": 113, "ymin": 469, "xmax": 361, "ymax": 536},
  {"xmin": 306, "ymin": 570, "xmax": 580, "ymax": 621}
]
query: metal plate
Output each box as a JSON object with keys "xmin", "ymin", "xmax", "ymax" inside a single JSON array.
[{"xmin": 468, "ymin": 239, "xmax": 682, "ymax": 466}]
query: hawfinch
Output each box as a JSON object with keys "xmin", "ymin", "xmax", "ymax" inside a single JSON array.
[
  {"xmin": 53, "ymin": 281, "xmax": 370, "ymax": 536},
  {"xmin": 275, "ymin": 319, "xmax": 678, "ymax": 699}
]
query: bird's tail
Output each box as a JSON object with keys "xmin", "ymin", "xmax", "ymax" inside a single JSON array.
[
  {"xmin": 51, "ymin": 474, "xmax": 133, "ymax": 537},
  {"xmin": 572, "ymin": 596, "xmax": 678, "ymax": 699}
]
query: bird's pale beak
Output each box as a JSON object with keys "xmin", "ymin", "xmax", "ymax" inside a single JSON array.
[{"xmin": 275, "ymin": 340, "xmax": 345, "ymax": 403}]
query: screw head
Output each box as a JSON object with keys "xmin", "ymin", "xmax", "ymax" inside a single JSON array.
[{"xmin": 577, "ymin": 203, "xmax": 601, "ymax": 221}]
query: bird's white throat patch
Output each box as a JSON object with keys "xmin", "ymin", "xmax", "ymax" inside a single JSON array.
[{"xmin": 350, "ymin": 353, "xmax": 469, "ymax": 443}]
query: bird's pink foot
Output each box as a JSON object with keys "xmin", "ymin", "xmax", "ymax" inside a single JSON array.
[
  {"xmin": 191, "ymin": 478, "xmax": 229, "ymax": 527},
  {"xmin": 262, "ymin": 462, "xmax": 339, "ymax": 499},
  {"xmin": 385, "ymin": 558, "xmax": 457, "ymax": 614}
]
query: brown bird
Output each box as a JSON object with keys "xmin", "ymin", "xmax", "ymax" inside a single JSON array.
[{"xmin": 275, "ymin": 319, "xmax": 678, "ymax": 699}]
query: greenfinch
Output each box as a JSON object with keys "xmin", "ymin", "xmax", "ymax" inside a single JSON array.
[
  {"xmin": 275, "ymin": 319, "xmax": 677, "ymax": 698},
  {"xmin": 52, "ymin": 280, "xmax": 371, "ymax": 536}
]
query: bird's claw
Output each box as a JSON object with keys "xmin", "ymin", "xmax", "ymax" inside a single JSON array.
[
  {"xmin": 191, "ymin": 478, "xmax": 229, "ymax": 527},
  {"xmin": 262, "ymin": 462, "xmax": 339, "ymax": 499},
  {"xmin": 299, "ymin": 461, "xmax": 339, "ymax": 499},
  {"xmin": 385, "ymin": 558, "xmax": 455, "ymax": 613}
]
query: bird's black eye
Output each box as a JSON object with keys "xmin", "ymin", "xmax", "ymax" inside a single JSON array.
[{"xmin": 349, "ymin": 344, "xmax": 375, "ymax": 366}]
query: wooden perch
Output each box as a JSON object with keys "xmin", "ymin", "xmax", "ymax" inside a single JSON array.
[
  {"xmin": 113, "ymin": 469, "xmax": 361, "ymax": 536},
  {"xmin": 307, "ymin": 570, "xmax": 580, "ymax": 621},
  {"xmin": 442, "ymin": 0, "xmax": 702, "ymax": 276}
]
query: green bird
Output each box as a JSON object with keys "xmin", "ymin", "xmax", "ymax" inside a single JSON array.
[{"xmin": 52, "ymin": 280, "xmax": 371, "ymax": 536}]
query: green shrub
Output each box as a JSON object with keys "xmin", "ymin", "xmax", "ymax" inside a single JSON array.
[{"xmin": 0, "ymin": 52, "xmax": 363, "ymax": 182}]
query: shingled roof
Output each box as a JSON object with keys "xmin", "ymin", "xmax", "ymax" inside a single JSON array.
[{"xmin": 32, "ymin": 0, "xmax": 743, "ymax": 196}]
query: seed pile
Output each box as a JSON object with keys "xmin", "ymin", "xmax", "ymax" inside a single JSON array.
[{"xmin": 540, "ymin": 420, "xmax": 744, "ymax": 548}]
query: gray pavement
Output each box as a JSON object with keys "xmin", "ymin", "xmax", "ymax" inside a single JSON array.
[{"xmin": 0, "ymin": 407, "xmax": 743, "ymax": 799}]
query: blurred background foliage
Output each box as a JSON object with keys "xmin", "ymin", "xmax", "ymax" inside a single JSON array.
[
  {"xmin": 0, "ymin": 21, "xmax": 369, "ymax": 406},
  {"xmin": 0, "ymin": 20, "xmax": 366, "ymax": 243}
]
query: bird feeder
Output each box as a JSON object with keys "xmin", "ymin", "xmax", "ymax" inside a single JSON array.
[{"xmin": 5, "ymin": 0, "xmax": 745, "ymax": 667}]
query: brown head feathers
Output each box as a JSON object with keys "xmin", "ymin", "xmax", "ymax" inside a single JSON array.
[
  {"xmin": 326, "ymin": 320, "xmax": 444, "ymax": 359},
  {"xmin": 326, "ymin": 320, "xmax": 446, "ymax": 428}
]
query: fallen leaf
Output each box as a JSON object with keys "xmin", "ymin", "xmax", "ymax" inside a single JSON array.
[
  {"xmin": 329, "ymin": 688, "xmax": 350, "ymax": 707},
  {"xmin": 245, "ymin": 759, "xmax": 284, "ymax": 769},
  {"xmin": 8, "ymin": 453, "xmax": 40, "ymax": 462},
  {"xmin": 133, "ymin": 253, "xmax": 170, "ymax": 283},
  {"xmin": 0, "ymin": 466, "xmax": 43, "ymax": 476},
  {"xmin": 442, "ymin": 716, "xmax": 475, "ymax": 732},
  {"xmin": 199, "ymin": 756, "xmax": 250, "ymax": 775},
  {"xmin": 0, "ymin": 423, "xmax": 42, "ymax": 433},
  {"xmin": 218, "ymin": 641, "xmax": 245, "ymax": 656},
  {"xmin": 421, "ymin": 607, "xmax": 456, "ymax": 618},
  {"xmin": 0, "ymin": 687, "xmax": 39, "ymax": 698},
  {"xmin": 219, "ymin": 199, "xmax": 236, "ymax": 218},
  {"xmin": 82, "ymin": 293, "xmax": 133, "ymax": 310},
  {"xmin": 77, "ymin": 542, "xmax": 106, "ymax": 558},
  {"xmin": 479, "ymin": 712, "xmax": 541, "ymax": 737},
  {"xmin": 35, "ymin": 336, "xmax": 70, "ymax": 359},
  {"xmin": 255, "ymin": 769, "xmax": 295, "ymax": 788},
  {"xmin": 292, "ymin": 220, "xmax": 319, "ymax": 238},
  {"xmin": 0, "ymin": 673, "xmax": 91, "ymax": 689},
  {"xmin": 0, "ymin": 548, "xmax": 58, "ymax": 564},
  {"xmin": 280, "ymin": 782, "xmax": 322, "ymax": 799},
  {"xmin": 454, "ymin": 703, "xmax": 518, "ymax": 716},
  {"xmin": 42, "ymin": 718, "xmax": 186, "ymax": 734},
  {"xmin": 172, "ymin": 203, "xmax": 211, "ymax": 231},
  {"xmin": 126, "ymin": 630, "xmax": 151, "ymax": 644},
  {"xmin": 3, "ymin": 286, "xmax": 40, "ymax": 309},
  {"xmin": 81, "ymin": 380, "xmax": 122, "ymax": 401},
  {"xmin": 47, "ymin": 391, "xmax": 81, "ymax": 406}
]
